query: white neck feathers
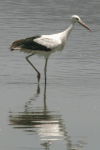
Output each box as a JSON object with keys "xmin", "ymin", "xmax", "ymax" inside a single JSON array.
[{"xmin": 65, "ymin": 23, "xmax": 74, "ymax": 39}]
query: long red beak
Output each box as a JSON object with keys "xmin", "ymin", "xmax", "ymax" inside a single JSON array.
[{"xmin": 78, "ymin": 20, "xmax": 92, "ymax": 31}]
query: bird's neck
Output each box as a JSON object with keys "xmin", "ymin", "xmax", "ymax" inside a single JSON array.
[{"xmin": 64, "ymin": 23, "xmax": 74, "ymax": 39}]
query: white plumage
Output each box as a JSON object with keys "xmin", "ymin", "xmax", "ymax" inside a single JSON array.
[{"xmin": 10, "ymin": 15, "xmax": 91, "ymax": 82}]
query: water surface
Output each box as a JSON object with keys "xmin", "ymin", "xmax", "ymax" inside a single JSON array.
[{"xmin": 0, "ymin": 0, "xmax": 100, "ymax": 150}]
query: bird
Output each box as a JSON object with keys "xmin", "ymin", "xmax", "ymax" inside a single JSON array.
[
  {"xmin": 41, "ymin": 141, "xmax": 52, "ymax": 148},
  {"xmin": 9, "ymin": 15, "xmax": 91, "ymax": 82}
]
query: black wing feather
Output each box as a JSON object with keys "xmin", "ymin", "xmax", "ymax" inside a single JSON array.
[{"xmin": 10, "ymin": 36, "xmax": 51, "ymax": 51}]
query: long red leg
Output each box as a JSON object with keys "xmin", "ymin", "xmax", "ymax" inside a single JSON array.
[{"xmin": 26, "ymin": 54, "xmax": 41, "ymax": 82}]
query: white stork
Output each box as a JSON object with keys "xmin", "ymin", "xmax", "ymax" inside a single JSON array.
[{"xmin": 9, "ymin": 15, "xmax": 91, "ymax": 81}]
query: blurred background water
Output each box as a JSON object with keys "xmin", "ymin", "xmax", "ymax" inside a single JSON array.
[{"xmin": 0, "ymin": 0, "xmax": 100, "ymax": 150}]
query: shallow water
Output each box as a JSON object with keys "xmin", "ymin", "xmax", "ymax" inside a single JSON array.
[{"xmin": 0, "ymin": 0, "xmax": 100, "ymax": 150}]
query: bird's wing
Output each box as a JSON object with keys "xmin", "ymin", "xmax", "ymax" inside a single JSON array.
[
  {"xmin": 9, "ymin": 35, "xmax": 61, "ymax": 51},
  {"xmin": 34, "ymin": 35, "xmax": 61, "ymax": 50}
]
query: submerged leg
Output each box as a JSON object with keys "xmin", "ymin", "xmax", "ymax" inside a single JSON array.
[
  {"xmin": 44, "ymin": 59, "xmax": 48, "ymax": 84},
  {"xmin": 26, "ymin": 53, "xmax": 41, "ymax": 82},
  {"xmin": 44, "ymin": 59, "xmax": 48, "ymax": 104}
]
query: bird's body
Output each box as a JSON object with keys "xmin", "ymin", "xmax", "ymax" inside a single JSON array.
[
  {"xmin": 10, "ymin": 15, "xmax": 91, "ymax": 81},
  {"xmin": 10, "ymin": 24, "xmax": 73, "ymax": 59},
  {"xmin": 41, "ymin": 141, "xmax": 52, "ymax": 147}
]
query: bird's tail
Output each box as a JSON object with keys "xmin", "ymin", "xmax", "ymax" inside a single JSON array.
[{"xmin": 9, "ymin": 39, "xmax": 23, "ymax": 50}]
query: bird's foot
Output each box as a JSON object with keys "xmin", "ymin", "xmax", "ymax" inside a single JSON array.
[{"xmin": 37, "ymin": 73, "xmax": 41, "ymax": 82}]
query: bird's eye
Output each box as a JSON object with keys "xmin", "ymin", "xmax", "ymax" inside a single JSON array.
[{"xmin": 76, "ymin": 18, "xmax": 79, "ymax": 20}]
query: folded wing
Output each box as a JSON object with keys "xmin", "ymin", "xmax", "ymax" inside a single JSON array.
[
  {"xmin": 34, "ymin": 35, "xmax": 61, "ymax": 50},
  {"xmin": 10, "ymin": 35, "xmax": 61, "ymax": 52}
]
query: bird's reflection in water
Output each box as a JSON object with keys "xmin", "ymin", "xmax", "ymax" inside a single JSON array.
[{"xmin": 8, "ymin": 69, "xmax": 87, "ymax": 150}]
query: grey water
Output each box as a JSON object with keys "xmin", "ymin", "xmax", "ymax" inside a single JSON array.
[{"xmin": 0, "ymin": 0, "xmax": 100, "ymax": 150}]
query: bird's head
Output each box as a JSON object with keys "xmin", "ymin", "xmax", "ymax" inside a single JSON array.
[{"xmin": 71, "ymin": 15, "xmax": 92, "ymax": 31}]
